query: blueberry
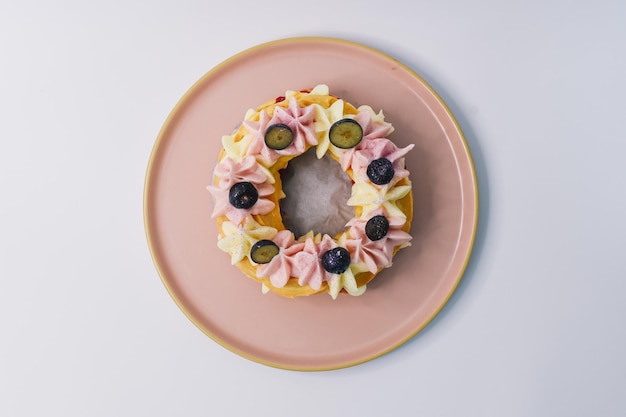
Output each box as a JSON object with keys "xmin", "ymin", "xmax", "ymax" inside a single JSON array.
[
  {"xmin": 250, "ymin": 240, "xmax": 279, "ymax": 264},
  {"xmin": 366, "ymin": 158, "xmax": 394, "ymax": 185},
  {"xmin": 329, "ymin": 119, "xmax": 363, "ymax": 149},
  {"xmin": 228, "ymin": 182, "xmax": 258, "ymax": 209},
  {"xmin": 321, "ymin": 247, "xmax": 351, "ymax": 274},
  {"xmin": 265, "ymin": 123, "xmax": 294, "ymax": 150},
  {"xmin": 365, "ymin": 215, "xmax": 389, "ymax": 241}
]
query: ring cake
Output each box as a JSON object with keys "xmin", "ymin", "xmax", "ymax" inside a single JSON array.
[{"xmin": 207, "ymin": 85, "xmax": 414, "ymax": 298}]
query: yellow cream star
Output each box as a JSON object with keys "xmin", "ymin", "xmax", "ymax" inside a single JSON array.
[
  {"xmin": 328, "ymin": 266, "xmax": 366, "ymax": 299},
  {"xmin": 217, "ymin": 217, "xmax": 278, "ymax": 265},
  {"xmin": 309, "ymin": 84, "xmax": 329, "ymax": 95},
  {"xmin": 284, "ymin": 84, "xmax": 330, "ymax": 101},
  {"xmin": 313, "ymin": 99, "xmax": 347, "ymax": 159},
  {"xmin": 356, "ymin": 105, "xmax": 395, "ymax": 134},
  {"xmin": 347, "ymin": 180, "xmax": 411, "ymax": 219},
  {"xmin": 221, "ymin": 133, "xmax": 252, "ymax": 162}
]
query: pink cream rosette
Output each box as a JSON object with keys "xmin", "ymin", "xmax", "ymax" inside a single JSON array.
[
  {"xmin": 339, "ymin": 106, "xmax": 395, "ymax": 171},
  {"xmin": 350, "ymin": 138, "xmax": 414, "ymax": 184},
  {"xmin": 345, "ymin": 209, "xmax": 413, "ymax": 274},
  {"xmin": 255, "ymin": 230, "xmax": 305, "ymax": 288},
  {"xmin": 207, "ymin": 155, "xmax": 275, "ymax": 225},
  {"xmin": 291, "ymin": 237, "xmax": 325, "ymax": 290},
  {"xmin": 291, "ymin": 233, "xmax": 343, "ymax": 291},
  {"xmin": 316, "ymin": 234, "xmax": 343, "ymax": 284},
  {"xmin": 243, "ymin": 97, "xmax": 317, "ymax": 166},
  {"xmin": 272, "ymin": 97, "xmax": 318, "ymax": 147}
]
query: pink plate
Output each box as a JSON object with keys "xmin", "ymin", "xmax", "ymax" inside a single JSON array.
[{"xmin": 144, "ymin": 37, "xmax": 478, "ymax": 371}]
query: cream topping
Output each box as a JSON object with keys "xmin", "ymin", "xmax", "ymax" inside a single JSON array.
[
  {"xmin": 313, "ymin": 99, "xmax": 347, "ymax": 159},
  {"xmin": 221, "ymin": 133, "xmax": 252, "ymax": 162},
  {"xmin": 255, "ymin": 230, "xmax": 305, "ymax": 288},
  {"xmin": 350, "ymin": 138, "xmax": 414, "ymax": 183},
  {"xmin": 347, "ymin": 180, "xmax": 411, "ymax": 219},
  {"xmin": 271, "ymin": 97, "xmax": 318, "ymax": 148},
  {"xmin": 329, "ymin": 233, "xmax": 367, "ymax": 299},
  {"xmin": 345, "ymin": 209, "xmax": 413, "ymax": 273},
  {"xmin": 207, "ymin": 155, "xmax": 275, "ymax": 225},
  {"xmin": 339, "ymin": 106, "xmax": 395, "ymax": 171},
  {"xmin": 242, "ymin": 98, "xmax": 317, "ymax": 167},
  {"xmin": 292, "ymin": 235, "xmax": 325, "ymax": 290},
  {"xmin": 327, "ymin": 266, "xmax": 365, "ymax": 299},
  {"xmin": 217, "ymin": 217, "xmax": 278, "ymax": 265}
]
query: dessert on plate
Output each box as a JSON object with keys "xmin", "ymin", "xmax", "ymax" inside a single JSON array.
[{"xmin": 207, "ymin": 85, "xmax": 414, "ymax": 298}]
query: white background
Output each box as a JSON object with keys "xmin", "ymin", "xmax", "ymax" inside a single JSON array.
[{"xmin": 2, "ymin": 1, "xmax": 625, "ymax": 416}]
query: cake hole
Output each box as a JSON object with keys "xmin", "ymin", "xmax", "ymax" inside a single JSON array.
[{"xmin": 280, "ymin": 148, "xmax": 353, "ymax": 238}]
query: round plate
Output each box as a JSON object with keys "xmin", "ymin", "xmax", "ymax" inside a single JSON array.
[{"xmin": 144, "ymin": 37, "xmax": 478, "ymax": 371}]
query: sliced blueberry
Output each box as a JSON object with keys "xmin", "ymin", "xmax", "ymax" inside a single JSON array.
[
  {"xmin": 228, "ymin": 181, "xmax": 258, "ymax": 209},
  {"xmin": 365, "ymin": 215, "xmax": 389, "ymax": 241},
  {"xmin": 265, "ymin": 123, "xmax": 294, "ymax": 150},
  {"xmin": 329, "ymin": 119, "xmax": 363, "ymax": 149},
  {"xmin": 366, "ymin": 158, "xmax": 394, "ymax": 185},
  {"xmin": 321, "ymin": 247, "xmax": 351, "ymax": 274},
  {"xmin": 250, "ymin": 240, "xmax": 279, "ymax": 264}
]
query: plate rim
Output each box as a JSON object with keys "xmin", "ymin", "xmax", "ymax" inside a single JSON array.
[{"xmin": 143, "ymin": 36, "xmax": 479, "ymax": 371}]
